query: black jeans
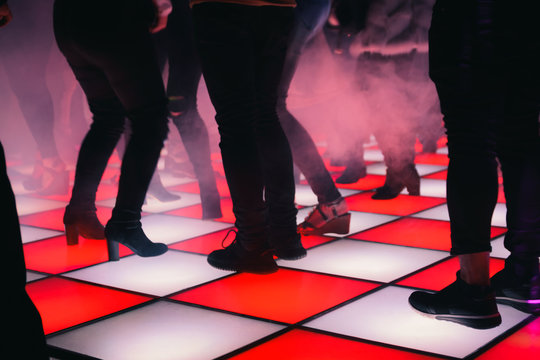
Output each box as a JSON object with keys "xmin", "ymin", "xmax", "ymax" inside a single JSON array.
[
  {"xmin": 0, "ymin": 0, "xmax": 59, "ymax": 159},
  {"xmin": 1, "ymin": 142, "xmax": 48, "ymax": 359},
  {"xmin": 277, "ymin": 0, "xmax": 342, "ymax": 204},
  {"xmin": 192, "ymin": 3, "xmax": 297, "ymax": 248},
  {"xmin": 152, "ymin": 0, "xmax": 217, "ymax": 193},
  {"xmin": 53, "ymin": 0, "xmax": 169, "ymax": 220},
  {"xmin": 430, "ymin": 0, "xmax": 540, "ymax": 275}
]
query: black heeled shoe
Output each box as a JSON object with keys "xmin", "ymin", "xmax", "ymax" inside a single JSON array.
[
  {"xmin": 336, "ymin": 162, "xmax": 367, "ymax": 184},
  {"xmin": 200, "ymin": 189, "xmax": 222, "ymax": 220},
  {"xmin": 372, "ymin": 165, "xmax": 420, "ymax": 200},
  {"xmin": 63, "ymin": 206, "xmax": 105, "ymax": 245},
  {"xmin": 105, "ymin": 220, "xmax": 168, "ymax": 261}
]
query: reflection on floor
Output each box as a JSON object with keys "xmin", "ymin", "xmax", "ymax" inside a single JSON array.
[{"xmin": 10, "ymin": 142, "xmax": 540, "ymax": 360}]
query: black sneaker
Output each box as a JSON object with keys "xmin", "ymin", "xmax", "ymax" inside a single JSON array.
[
  {"xmin": 207, "ymin": 230, "xmax": 278, "ymax": 274},
  {"xmin": 270, "ymin": 232, "xmax": 307, "ymax": 260},
  {"xmin": 408, "ymin": 272, "xmax": 502, "ymax": 329},
  {"xmin": 490, "ymin": 269, "xmax": 540, "ymax": 315}
]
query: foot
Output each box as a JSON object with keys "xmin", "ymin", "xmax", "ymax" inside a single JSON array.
[
  {"xmin": 372, "ymin": 165, "xmax": 420, "ymax": 200},
  {"xmin": 298, "ymin": 197, "xmax": 350, "ymax": 236},
  {"xmin": 408, "ymin": 272, "xmax": 501, "ymax": 329},
  {"xmin": 491, "ymin": 269, "xmax": 540, "ymax": 315},
  {"xmin": 207, "ymin": 230, "xmax": 277, "ymax": 274},
  {"xmin": 105, "ymin": 220, "xmax": 168, "ymax": 261},
  {"xmin": 336, "ymin": 164, "xmax": 367, "ymax": 184}
]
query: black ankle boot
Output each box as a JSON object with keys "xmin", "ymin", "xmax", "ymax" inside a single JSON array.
[
  {"xmin": 105, "ymin": 220, "xmax": 168, "ymax": 261},
  {"xmin": 200, "ymin": 187, "xmax": 222, "ymax": 220},
  {"xmin": 63, "ymin": 205, "xmax": 105, "ymax": 245},
  {"xmin": 372, "ymin": 165, "xmax": 420, "ymax": 200},
  {"xmin": 336, "ymin": 162, "xmax": 367, "ymax": 184}
]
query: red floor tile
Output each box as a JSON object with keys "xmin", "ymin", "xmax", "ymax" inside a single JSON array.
[
  {"xmin": 397, "ymin": 257, "xmax": 505, "ymax": 291},
  {"xmin": 23, "ymin": 235, "xmax": 132, "ymax": 274},
  {"xmin": 27, "ymin": 277, "xmax": 152, "ymax": 335},
  {"xmin": 476, "ymin": 318, "xmax": 540, "ymax": 360},
  {"xmin": 345, "ymin": 192, "xmax": 446, "ymax": 216},
  {"xmin": 19, "ymin": 206, "xmax": 112, "ymax": 232},
  {"xmin": 230, "ymin": 329, "xmax": 445, "ymax": 360},
  {"xmin": 350, "ymin": 218, "xmax": 507, "ymax": 252},
  {"xmin": 167, "ymin": 197, "xmax": 235, "ymax": 223},
  {"xmin": 171, "ymin": 269, "xmax": 379, "ymax": 324},
  {"xmin": 423, "ymin": 170, "xmax": 447, "ymax": 180}
]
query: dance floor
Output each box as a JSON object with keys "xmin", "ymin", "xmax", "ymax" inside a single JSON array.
[{"xmin": 9, "ymin": 142, "xmax": 540, "ymax": 360}]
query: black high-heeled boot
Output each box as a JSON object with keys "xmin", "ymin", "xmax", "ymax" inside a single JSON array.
[
  {"xmin": 372, "ymin": 165, "xmax": 420, "ymax": 200},
  {"xmin": 63, "ymin": 205, "xmax": 105, "ymax": 245},
  {"xmin": 200, "ymin": 185, "xmax": 222, "ymax": 219},
  {"xmin": 105, "ymin": 220, "xmax": 168, "ymax": 261}
]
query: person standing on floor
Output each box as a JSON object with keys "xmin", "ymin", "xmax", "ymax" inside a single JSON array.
[
  {"xmin": 55, "ymin": 0, "xmax": 172, "ymax": 261},
  {"xmin": 409, "ymin": 0, "xmax": 540, "ymax": 328},
  {"xmin": 191, "ymin": 0, "xmax": 306, "ymax": 273}
]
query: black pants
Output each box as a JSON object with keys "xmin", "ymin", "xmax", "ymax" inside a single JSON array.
[
  {"xmin": 192, "ymin": 3, "xmax": 297, "ymax": 248},
  {"xmin": 153, "ymin": 0, "xmax": 216, "ymax": 193},
  {"xmin": 53, "ymin": 0, "xmax": 168, "ymax": 220},
  {"xmin": 0, "ymin": 0, "xmax": 59, "ymax": 159},
  {"xmin": 430, "ymin": 0, "xmax": 540, "ymax": 276},
  {"xmin": 2, "ymin": 142, "xmax": 48, "ymax": 359}
]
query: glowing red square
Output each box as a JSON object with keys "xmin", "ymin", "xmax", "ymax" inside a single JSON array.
[
  {"xmin": 345, "ymin": 192, "xmax": 446, "ymax": 216},
  {"xmin": 171, "ymin": 269, "xmax": 379, "ymax": 324},
  {"xmin": 230, "ymin": 329, "xmax": 445, "ymax": 360},
  {"xmin": 167, "ymin": 197, "xmax": 235, "ymax": 223},
  {"xmin": 397, "ymin": 257, "xmax": 505, "ymax": 291},
  {"xmin": 19, "ymin": 206, "xmax": 112, "ymax": 232},
  {"xmin": 23, "ymin": 235, "xmax": 132, "ymax": 274},
  {"xmin": 476, "ymin": 318, "xmax": 540, "ymax": 360},
  {"xmin": 27, "ymin": 277, "xmax": 151, "ymax": 335},
  {"xmin": 350, "ymin": 218, "xmax": 507, "ymax": 251}
]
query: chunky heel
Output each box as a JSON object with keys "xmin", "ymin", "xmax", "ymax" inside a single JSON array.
[
  {"xmin": 319, "ymin": 213, "xmax": 351, "ymax": 235},
  {"xmin": 65, "ymin": 224, "xmax": 79, "ymax": 245},
  {"xmin": 406, "ymin": 181, "xmax": 420, "ymax": 196},
  {"xmin": 107, "ymin": 239, "xmax": 120, "ymax": 261}
]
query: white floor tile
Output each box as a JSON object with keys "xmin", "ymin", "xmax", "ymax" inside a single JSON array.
[
  {"xmin": 20, "ymin": 225, "xmax": 63, "ymax": 244},
  {"xmin": 140, "ymin": 214, "xmax": 232, "ymax": 244},
  {"xmin": 413, "ymin": 203, "xmax": 507, "ymax": 227},
  {"xmin": 296, "ymin": 209, "xmax": 397, "ymax": 237},
  {"xmin": 13, "ymin": 195, "xmax": 66, "ymax": 216},
  {"xmin": 27, "ymin": 271, "xmax": 47, "ymax": 283},
  {"xmin": 278, "ymin": 239, "xmax": 448, "ymax": 282},
  {"xmin": 408, "ymin": 178, "xmax": 446, "ymax": 198},
  {"xmin": 367, "ymin": 163, "xmax": 446, "ymax": 177},
  {"xmin": 363, "ymin": 149, "xmax": 384, "ymax": 162},
  {"xmin": 47, "ymin": 301, "xmax": 284, "ymax": 360},
  {"xmin": 305, "ymin": 286, "xmax": 530, "ymax": 358},
  {"xmin": 64, "ymin": 251, "xmax": 230, "ymax": 297}
]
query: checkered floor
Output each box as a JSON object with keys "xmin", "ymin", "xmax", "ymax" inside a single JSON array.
[{"xmin": 10, "ymin": 141, "xmax": 540, "ymax": 360}]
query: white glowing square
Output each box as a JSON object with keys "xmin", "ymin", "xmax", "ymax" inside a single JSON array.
[
  {"xmin": 296, "ymin": 209, "xmax": 397, "ymax": 237},
  {"xmin": 437, "ymin": 147, "xmax": 448, "ymax": 154},
  {"xmin": 20, "ymin": 225, "xmax": 63, "ymax": 244},
  {"xmin": 13, "ymin": 195, "xmax": 66, "ymax": 216},
  {"xmin": 363, "ymin": 148, "xmax": 384, "ymax": 162},
  {"xmin": 64, "ymin": 251, "xmax": 230, "ymax": 297},
  {"xmin": 367, "ymin": 163, "xmax": 446, "ymax": 177},
  {"xmin": 490, "ymin": 236, "xmax": 510, "ymax": 259},
  {"xmin": 294, "ymin": 184, "xmax": 359, "ymax": 207},
  {"xmin": 305, "ymin": 286, "xmax": 530, "ymax": 358},
  {"xmin": 26, "ymin": 271, "xmax": 47, "ymax": 283},
  {"xmin": 140, "ymin": 214, "xmax": 231, "ymax": 244},
  {"xmin": 47, "ymin": 301, "xmax": 284, "ymax": 360},
  {"xmin": 414, "ymin": 203, "xmax": 507, "ymax": 227},
  {"xmin": 278, "ymin": 239, "xmax": 448, "ymax": 282},
  {"xmin": 410, "ymin": 178, "xmax": 446, "ymax": 198}
]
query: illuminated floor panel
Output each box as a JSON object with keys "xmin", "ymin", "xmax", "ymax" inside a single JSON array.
[
  {"xmin": 47, "ymin": 301, "xmax": 284, "ymax": 360},
  {"xmin": 305, "ymin": 286, "xmax": 531, "ymax": 358},
  {"xmin": 10, "ymin": 143, "xmax": 539, "ymax": 359},
  {"xmin": 277, "ymin": 239, "xmax": 448, "ymax": 282}
]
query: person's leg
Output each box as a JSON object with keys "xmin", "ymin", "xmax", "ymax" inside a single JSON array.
[
  {"xmin": 165, "ymin": 0, "xmax": 221, "ymax": 218},
  {"xmin": 2, "ymin": 142, "xmax": 48, "ymax": 359},
  {"xmin": 408, "ymin": 0, "xmax": 502, "ymax": 329}
]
